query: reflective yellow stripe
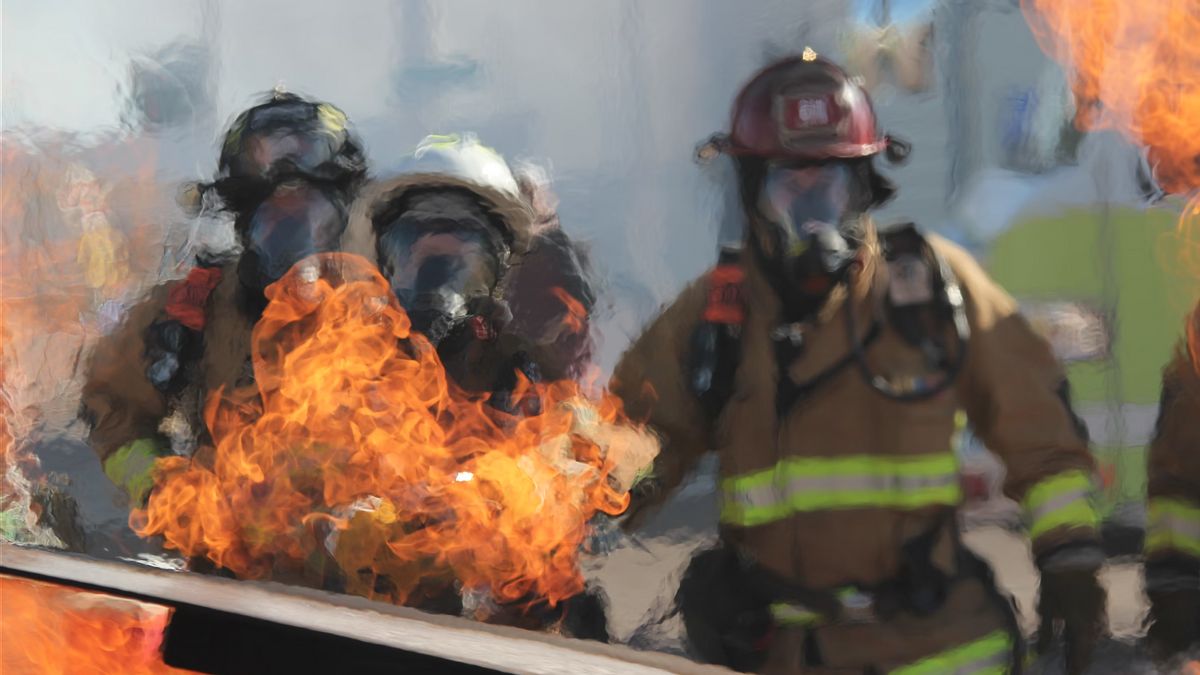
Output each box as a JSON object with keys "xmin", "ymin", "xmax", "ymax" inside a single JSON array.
[
  {"xmin": 316, "ymin": 103, "xmax": 348, "ymax": 134},
  {"xmin": 1146, "ymin": 497, "xmax": 1200, "ymax": 557},
  {"xmin": 770, "ymin": 586, "xmax": 863, "ymax": 627},
  {"xmin": 889, "ymin": 629, "xmax": 1012, "ymax": 675},
  {"xmin": 418, "ymin": 133, "xmax": 504, "ymax": 159},
  {"xmin": 103, "ymin": 438, "xmax": 165, "ymax": 505},
  {"xmin": 1021, "ymin": 470, "xmax": 1099, "ymax": 541},
  {"xmin": 422, "ymin": 133, "xmax": 462, "ymax": 148},
  {"xmin": 770, "ymin": 602, "xmax": 822, "ymax": 627},
  {"xmin": 952, "ymin": 409, "xmax": 968, "ymax": 447},
  {"xmin": 720, "ymin": 452, "xmax": 961, "ymax": 527}
]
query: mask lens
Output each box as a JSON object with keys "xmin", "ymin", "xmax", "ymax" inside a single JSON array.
[
  {"xmin": 384, "ymin": 230, "xmax": 498, "ymax": 305},
  {"xmin": 758, "ymin": 163, "xmax": 852, "ymax": 237},
  {"xmin": 377, "ymin": 191, "xmax": 504, "ymax": 307},
  {"xmin": 244, "ymin": 182, "xmax": 345, "ymax": 285}
]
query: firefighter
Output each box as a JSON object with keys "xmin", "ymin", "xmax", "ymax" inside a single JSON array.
[
  {"xmin": 342, "ymin": 132, "xmax": 597, "ymax": 407},
  {"xmin": 81, "ymin": 91, "xmax": 368, "ymax": 506},
  {"xmin": 610, "ymin": 53, "xmax": 1107, "ymax": 674},
  {"xmin": 335, "ymin": 133, "xmax": 607, "ymax": 636},
  {"xmin": 1143, "ymin": 306, "xmax": 1200, "ymax": 661}
]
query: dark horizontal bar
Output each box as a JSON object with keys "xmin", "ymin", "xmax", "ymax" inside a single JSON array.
[{"xmin": 0, "ymin": 543, "xmax": 725, "ymax": 675}]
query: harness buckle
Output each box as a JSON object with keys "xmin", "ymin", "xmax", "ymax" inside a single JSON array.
[
  {"xmin": 837, "ymin": 589, "xmax": 879, "ymax": 624},
  {"xmin": 770, "ymin": 322, "xmax": 807, "ymax": 347}
]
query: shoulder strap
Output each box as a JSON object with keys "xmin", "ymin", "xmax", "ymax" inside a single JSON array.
[
  {"xmin": 687, "ymin": 244, "xmax": 885, "ymax": 421},
  {"xmin": 774, "ymin": 319, "xmax": 882, "ymax": 416},
  {"xmin": 688, "ymin": 246, "xmax": 746, "ymax": 420}
]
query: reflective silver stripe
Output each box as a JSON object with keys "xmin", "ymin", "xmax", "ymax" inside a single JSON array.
[
  {"xmin": 732, "ymin": 473, "xmax": 960, "ymax": 508},
  {"xmin": 722, "ymin": 453, "xmax": 962, "ymax": 526},
  {"xmin": 783, "ymin": 472, "xmax": 959, "ymax": 494},
  {"xmin": 732, "ymin": 482, "xmax": 782, "ymax": 511},
  {"xmin": 1022, "ymin": 471, "xmax": 1099, "ymax": 540},
  {"xmin": 1148, "ymin": 513, "xmax": 1200, "ymax": 541},
  {"xmin": 1027, "ymin": 488, "xmax": 1090, "ymax": 524}
]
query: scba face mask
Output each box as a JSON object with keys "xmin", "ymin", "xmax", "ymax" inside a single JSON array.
[
  {"xmin": 756, "ymin": 162, "xmax": 862, "ymax": 288},
  {"xmin": 237, "ymin": 181, "xmax": 348, "ymax": 294},
  {"xmin": 375, "ymin": 189, "xmax": 508, "ymax": 345}
]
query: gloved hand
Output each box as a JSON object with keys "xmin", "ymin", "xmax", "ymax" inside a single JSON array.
[
  {"xmin": 145, "ymin": 319, "xmax": 203, "ymax": 394},
  {"xmin": 1147, "ymin": 588, "xmax": 1200, "ymax": 660},
  {"xmin": 103, "ymin": 438, "xmax": 166, "ymax": 507},
  {"xmin": 1036, "ymin": 555, "xmax": 1107, "ymax": 675},
  {"xmin": 678, "ymin": 545, "xmax": 775, "ymax": 673},
  {"xmin": 1145, "ymin": 558, "xmax": 1200, "ymax": 661}
]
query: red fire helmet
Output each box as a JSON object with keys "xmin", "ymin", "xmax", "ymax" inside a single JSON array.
[{"xmin": 707, "ymin": 50, "xmax": 893, "ymax": 163}]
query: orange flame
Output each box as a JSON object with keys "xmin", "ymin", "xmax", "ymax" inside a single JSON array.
[
  {"xmin": 551, "ymin": 287, "xmax": 588, "ymax": 336},
  {"xmin": 0, "ymin": 575, "xmax": 193, "ymax": 674},
  {"xmin": 1021, "ymin": 0, "xmax": 1200, "ymax": 194},
  {"xmin": 1022, "ymin": 0, "xmax": 1200, "ymax": 374},
  {"xmin": 132, "ymin": 253, "xmax": 657, "ymax": 613}
]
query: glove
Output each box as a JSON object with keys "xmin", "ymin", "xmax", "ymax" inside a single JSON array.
[
  {"xmin": 1036, "ymin": 550, "xmax": 1107, "ymax": 675},
  {"xmin": 145, "ymin": 319, "xmax": 203, "ymax": 394},
  {"xmin": 1145, "ymin": 558, "xmax": 1200, "ymax": 660},
  {"xmin": 678, "ymin": 546, "xmax": 775, "ymax": 673},
  {"xmin": 103, "ymin": 438, "xmax": 166, "ymax": 507},
  {"xmin": 1146, "ymin": 588, "xmax": 1200, "ymax": 659}
]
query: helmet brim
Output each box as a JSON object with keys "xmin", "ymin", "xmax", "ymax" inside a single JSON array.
[
  {"xmin": 342, "ymin": 173, "xmax": 536, "ymax": 267},
  {"xmin": 724, "ymin": 140, "xmax": 889, "ymax": 161}
]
